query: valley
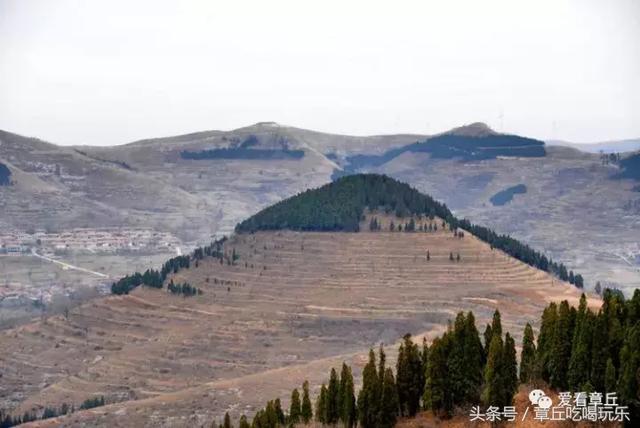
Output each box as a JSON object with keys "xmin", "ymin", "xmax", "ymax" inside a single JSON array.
[{"xmin": 0, "ymin": 214, "xmax": 588, "ymax": 426}]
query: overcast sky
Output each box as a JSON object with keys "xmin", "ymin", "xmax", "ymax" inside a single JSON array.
[{"xmin": 1, "ymin": 0, "xmax": 639, "ymax": 146}]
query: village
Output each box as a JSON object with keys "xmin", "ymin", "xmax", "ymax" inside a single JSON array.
[
  {"xmin": 0, "ymin": 227, "xmax": 183, "ymax": 325},
  {"xmin": 0, "ymin": 227, "xmax": 182, "ymax": 256}
]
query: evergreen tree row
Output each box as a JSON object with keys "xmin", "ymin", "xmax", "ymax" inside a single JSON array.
[
  {"xmin": 110, "ymin": 237, "xmax": 228, "ymax": 295},
  {"xmin": 110, "ymin": 269, "xmax": 162, "ymax": 294},
  {"xmin": 0, "ymin": 396, "xmax": 106, "ymax": 428},
  {"xmin": 223, "ymin": 291, "xmax": 639, "ymax": 427},
  {"xmin": 532, "ymin": 289, "xmax": 640, "ymax": 421},
  {"xmin": 167, "ymin": 280, "xmax": 202, "ymax": 296}
]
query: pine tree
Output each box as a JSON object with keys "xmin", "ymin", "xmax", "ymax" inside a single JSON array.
[
  {"xmin": 377, "ymin": 344, "xmax": 386, "ymax": 392},
  {"xmin": 421, "ymin": 337, "xmax": 429, "ymax": 371},
  {"xmin": 316, "ymin": 384, "xmax": 327, "ymax": 423},
  {"xmin": 326, "ymin": 368, "xmax": 340, "ymax": 424},
  {"xmin": 605, "ymin": 358, "xmax": 617, "ymax": 394},
  {"xmin": 238, "ymin": 415, "xmax": 250, "ymax": 428},
  {"xmin": 289, "ymin": 388, "xmax": 301, "ymax": 425},
  {"xmin": 423, "ymin": 333, "xmax": 453, "ymax": 416},
  {"xmin": 462, "ymin": 312, "xmax": 484, "ymax": 404},
  {"xmin": 590, "ymin": 311, "xmax": 608, "ymax": 391},
  {"xmin": 483, "ymin": 324, "xmax": 493, "ymax": 361},
  {"xmin": 602, "ymin": 289, "xmax": 625, "ymax": 372},
  {"xmin": 595, "ymin": 281, "xmax": 602, "ymax": 295},
  {"xmin": 274, "ymin": 398, "xmax": 285, "ymax": 426},
  {"xmin": 491, "ymin": 310, "xmax": 502, "ymax": 339},
  {"xmin": 519, "ymin": 323, "xmax": 536, "ymax": 384},
  {"xmin": 535, "ymin": 302, "xmax": 558, "ymax": 382},
  {"xmin": 223, "ymin": 412, "xmax": 232, "ymax": 428},
  {"xmin": 550, "ymin": 300, "xmax": 572, "ymax": 389},
  {"xmin": 482, "ymin": 334, "xmax": 504, "ymax": 407},
  {"xmin": 301, "ymin": 380, "xmax": 313, "ymax": 423},
  {"xmin": 502, "ymin": 333, "xmax": 518, "ymax": 405},
  {"xmin": 396, "ymin": 334, "xmax": 424, "ymax": 416},
  {"xmin": 447, "ymin": 313, "xmax": 468, "ymax": 408},
  {"xmin": 568, "ymin": 296, "xmax": 593, "ymax": 390},
  {"xmin": 357, "ymin": 349, "xmax": 379, "ymax": 428},
  {"xmin": 339, "ymin": 363, "xmax": 356, "ymax": 427},
  {"xmin": 378, "ymin": 368, "xmax": 399, "ymax": 428},
  {"xmin": 616, "ymin": 321, "xmax": 640, "ymax": 421}
]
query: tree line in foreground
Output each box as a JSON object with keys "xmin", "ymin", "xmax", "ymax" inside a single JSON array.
[{"xmin": 216, "ymin": 289, "xmax": 639, "ymax": 427}]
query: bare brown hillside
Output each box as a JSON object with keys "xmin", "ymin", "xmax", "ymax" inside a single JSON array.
[{"xmin": 0, "ymin": 219, "xmax": 591, "ymax": 426}]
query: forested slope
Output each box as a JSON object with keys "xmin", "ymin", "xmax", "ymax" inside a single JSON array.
[{"xmin": 235, "ymin": 174, "xmax": 583, "ymax": 287}]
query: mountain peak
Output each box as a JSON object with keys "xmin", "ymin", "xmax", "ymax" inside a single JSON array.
[{"xmin": 446, "ymin": 122, "xmax": 497, "ymax": 137}]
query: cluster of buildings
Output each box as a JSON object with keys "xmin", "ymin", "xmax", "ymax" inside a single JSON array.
[{"xmin": 0, "ymin": 227, "xmax": 181, "ymax": 255}]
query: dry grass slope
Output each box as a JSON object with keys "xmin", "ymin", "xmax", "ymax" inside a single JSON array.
[{"xmin": 0, "ymin": 215, "xmax": 590, "ymax": 427}]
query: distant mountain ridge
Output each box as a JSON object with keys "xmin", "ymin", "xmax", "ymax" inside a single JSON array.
[
  {"xmin": 339, "ymin": 123, "xmax": 546, "ymax": 174},
  {"xmin": 1, "ymin": 122, "xmax": 638, "ymax": 294},
  {"xmin": 548, "ymin": 138, "xmax": 640, "ymax": 154}
]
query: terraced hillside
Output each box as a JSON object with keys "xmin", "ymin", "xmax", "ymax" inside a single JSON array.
[{"xmin": 0, "ymin": 216, "xmax": 589, "ymax": 427}]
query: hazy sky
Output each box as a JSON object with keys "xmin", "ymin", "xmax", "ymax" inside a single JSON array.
[{"xmin": 1, "ymin": 0, "xmax": 639, "ymax": 146}]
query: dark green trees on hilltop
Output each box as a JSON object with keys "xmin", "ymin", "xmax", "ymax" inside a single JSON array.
[
  {"xmin": 236, "ymin": 174, "xmax": 452, "ymax": 233},
  {"xmin": 234, "ymin": 173, "xmax": 584, "ymax": 289}
]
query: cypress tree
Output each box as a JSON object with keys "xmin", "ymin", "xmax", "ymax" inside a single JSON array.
[
  {"xmin": 316, "ymin": 384, "xmax": 327, "ymax": 423},
  {"xmin": 590, "ymin": 311, "xmax": 608, "ymax": 391},
  {"xmin": 604, "ymin": 358, "xmax": 617, "ymax": 394},
  {"xmin": 339, "ymin": 363, "xmax": 356, "ymax": 427},
  {"xmin": 377, "ymin": 344, "xmax": 386, "ymax": 394},
  {"xmin": 447, "ymin": 313, "xmax": 468, "ymax": 408},
  {"xmin": 483, "ymin": 324, "xmax": 493, "ymax": 361},
  {"xmin": 550, "ymin": 300, "xmax": 572, "ymax": 389},
  {"xmin": 421, "ymin": 336, "xmax": 429, "ymax": 371},
  {"xmin": 626, "ymin": 289, "xmax": 640, "ymax": 327},
  {"xmin": 423, "ymin": 333, "xmax": 453, "ymax": 416},
  {"xmin": 491, "ymin": 310, "xmax": 502, "ymax": 339},
  {"xmin": 378, "ymin": 368, "xmax": 399, "ymax": 428},
  {"xmin": 617, "ymin": 321, "xmax": 640, "ymax": 421},
  {"xmin": 603, "ymin": 289, "xmax": 625, "ymax": 371},
  {"xmin": 502, "ymin": 332, "xmax": 518, "ymax": 405},
  {"xmin": 482, "ymin": 334, "xmax": 504, "ymax": 407},
  {"xmin": 274, "ymin": 398, "xmax": 285, "ymax": 426},
  {"xmin": 326, "ymin": 368, "xmax": 340, "ymax": 424},
  {"xmin": 263, "ymin": 401, "xmax": 279, "ymax": 428},
  {"xmin": 223, "ymin": 412, "xmax": 232, "ymax": 428},
  {"xmin": 396, "ymin": 334, "xmax": 424, "ymax": 416},
  {"xmin": 301, "ymin": 380, "xmax": 313, "ymax": 423},
  {"xmin": 519, "ymin": 323, "xmax": 536, "ymax": 384},
  {"xmin": 535, "ymin": 302, "xmax": 558, "ymax": 382},
  {"xmin": 238, "ymin": 415, "xmax": 250, "ymax": 428},
  {"xmin": 462, "ymin": 312, "xmax": 484, "ymax": 404},
  {"xmin": 357, "ymin": 349, "xmax": 379, "ymax": 428},
  {"xmin": 289, "ymin": 388, "xmax": 301, "ymax": 425},
  {"xmin": 568, "ymin": 308, "xmax": 594, "ymax": 390}
]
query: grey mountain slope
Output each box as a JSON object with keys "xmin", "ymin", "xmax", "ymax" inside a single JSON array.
[
  {"xmin": 1, "ymin": 124, "xmax": 639, "ymax": 294},
  {"xmin": 547, "ymin": 138, "xmax": 640, "ymax": 154}
]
